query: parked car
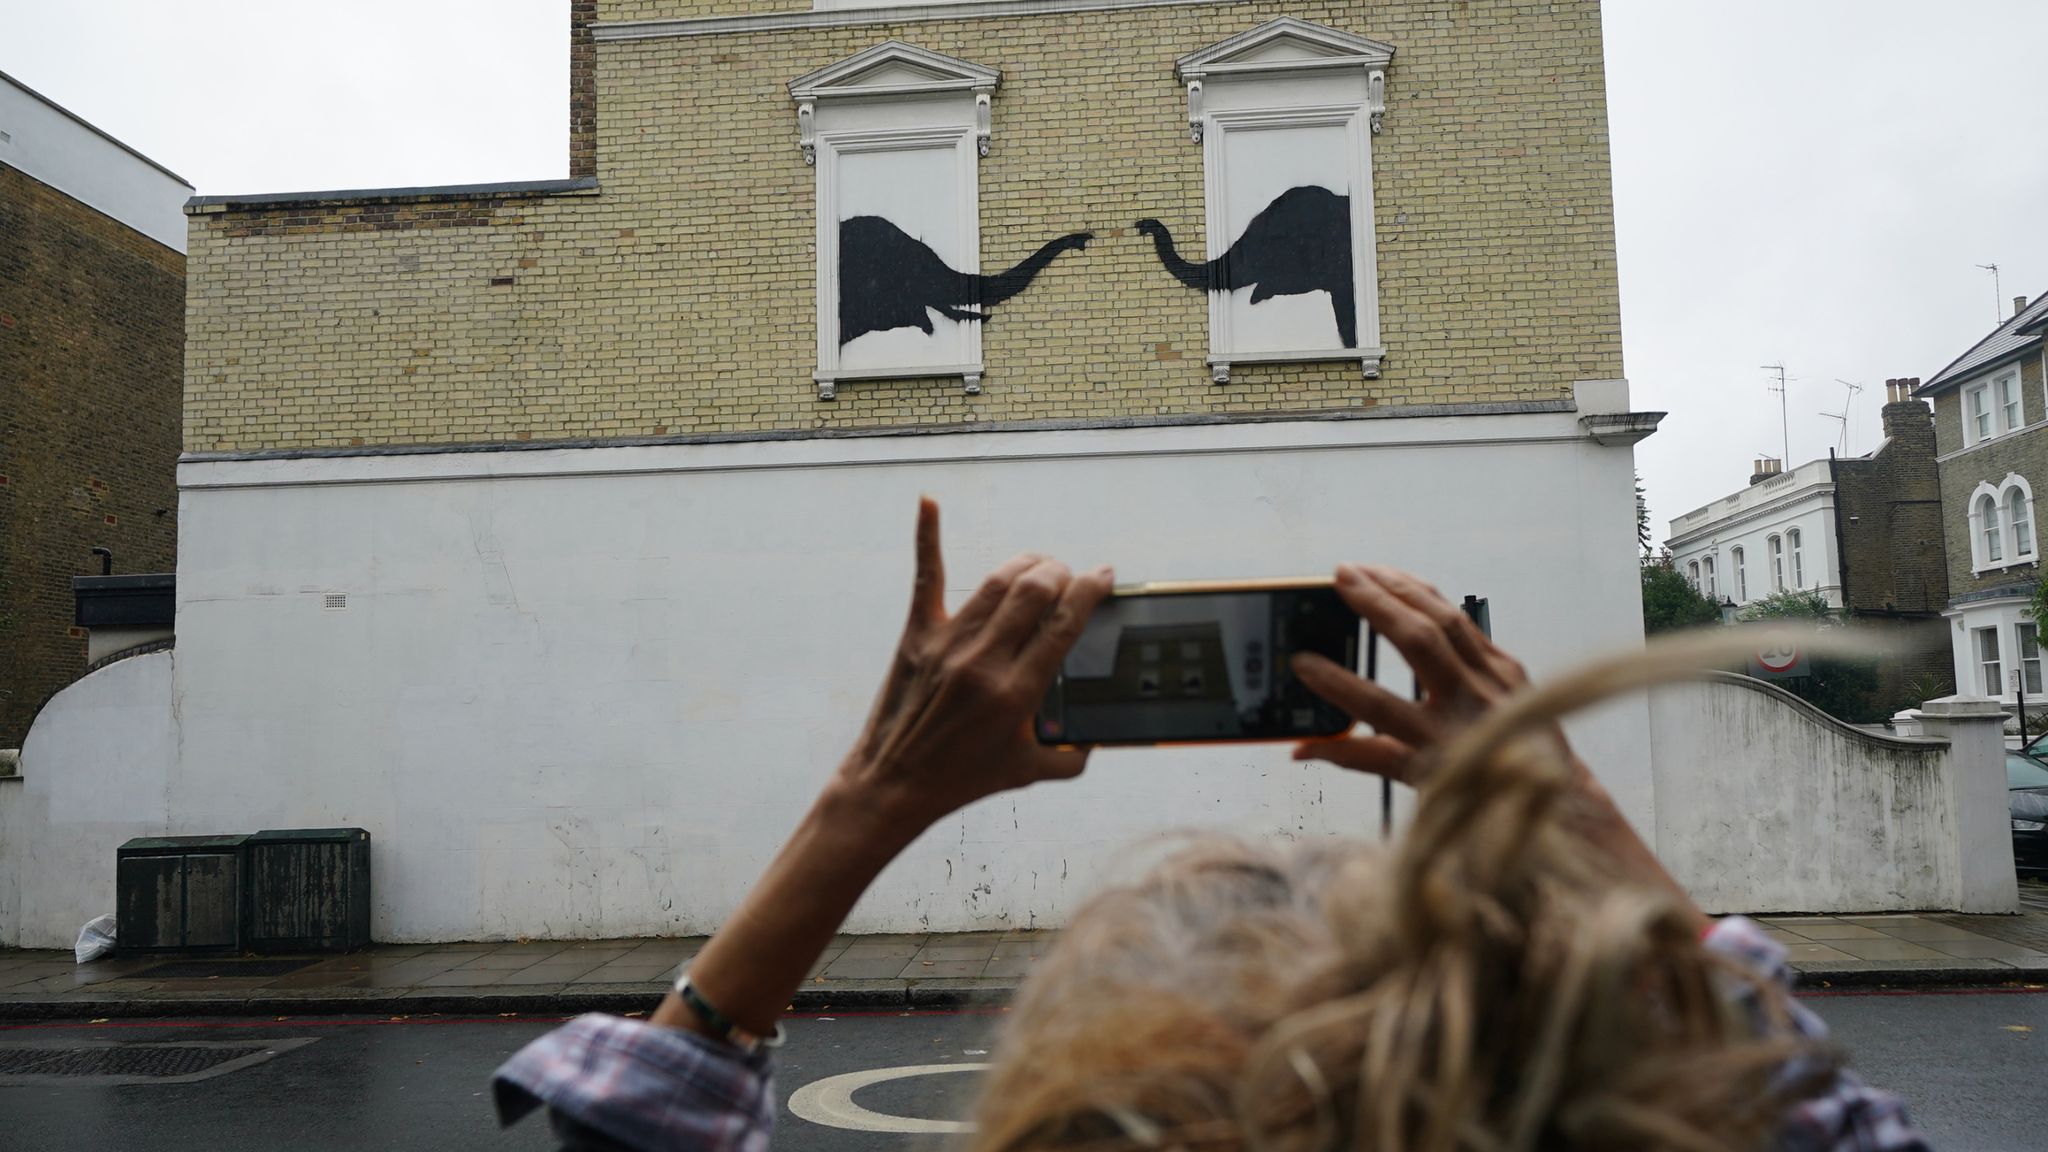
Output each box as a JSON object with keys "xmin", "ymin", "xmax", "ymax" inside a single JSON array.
[{"xmin": 2008, "ymin": 752, "xmax": 2048, "ymax": 874}]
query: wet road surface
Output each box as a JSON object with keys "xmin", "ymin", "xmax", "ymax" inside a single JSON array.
[{"xmin": 0, "ymin": 990, "xmax": 2040, "ymax": 1151}]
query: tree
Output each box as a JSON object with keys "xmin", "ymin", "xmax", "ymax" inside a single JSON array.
[
  {"xmin": 2028, "ymin": 574, "xmax": 2048, "ymax": 636},
  {"xmin": 1635, "ymin": 472, "xmax": 1652, "ymax": 558},
  {"xmin": 1737, "ymin": 589, "xmax": 1882, "ymax": 722},
  {"xmin": 1641, "ymin": 561, "xmax": 1720, "ymax": 633}
]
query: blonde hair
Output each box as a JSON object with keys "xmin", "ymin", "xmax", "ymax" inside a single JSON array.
[{"xmin": 971, "ymin": 630, "xmax": 1851, "ymax": 1152}]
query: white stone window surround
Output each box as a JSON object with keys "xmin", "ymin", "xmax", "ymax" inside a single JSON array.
[
  {"xmin": 1174, "ymin": 19, "xmax": 1392, "ymax": 383},
  {"xmin": 1962, "ymin": 364, "xmax": 2025, "ymax": 447},
  {"xmin": 1768, "ymin": 533, "xmax": 1785, "ymax": 591},
  {"xmin": 1731, "ymin": 546, "xmax": 1747, "ymax": 600},
  {"xmin": 790, "ymin": 42, "xmax": 1001, "ymax": 399},
  {"xmin": 1976, "ymin": 625, "xmax": 2003, "ymax": 697},
  {"xmin": 1969, "ymin": 473, "xmax": 2039, "ymax": 574}
]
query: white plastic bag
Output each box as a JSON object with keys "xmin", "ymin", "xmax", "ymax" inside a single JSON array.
[{"xmin": 75, "ymin": 914, "xmax": 116, "ymax": 963}]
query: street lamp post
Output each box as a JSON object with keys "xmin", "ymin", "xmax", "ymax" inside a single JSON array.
[{"xmin": 1719, "ymin": 597, "xmax": 1740, "ymax": 626}]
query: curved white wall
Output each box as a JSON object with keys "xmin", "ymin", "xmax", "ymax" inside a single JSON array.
[
  {"xmin": 1651, "ymin": 673, "xmax": 2013, "ymax": 913},
  {"xmin": 0, "ymin": 650, "xmax": 177, "ymax": 948}
]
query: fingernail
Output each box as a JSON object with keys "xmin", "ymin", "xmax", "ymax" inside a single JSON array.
[
  {"xmin": 1093, "ymin": 565, "xmax": 1114, "ymax": 580},
  {"xmin": 1336, "ymin": 564, "xmax": 1366, "ymax": 585}
]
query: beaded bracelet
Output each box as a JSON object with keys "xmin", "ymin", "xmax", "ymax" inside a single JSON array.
[{"xmin": 674, "ymin": 973, "xmax": 787, "ymax": 1054}]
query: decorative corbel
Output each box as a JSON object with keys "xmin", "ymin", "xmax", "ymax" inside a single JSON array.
[
  {"xmin": 797, "ymin": 99, "xmax": 817, "ymax": 165},
  {"xmin": 1211, "ymin": 361, "xmax": 1230, "ymax": 385},
  {"xmin": 975, "ymin": 91, "xmax": 993, "ymax": 157},
  {"xmin": 963, "ymin": 372, "xmax": 983, "ymax": 395},
  {"xmin": 817, "ymin": 378, "xmax": 836, "ymax": 401},
  {"xmin": 1361, "ymin": 353, "xmax": 1383, "ymax": 380},
  {"xmin": 1186, "ymin": 79, "xmax": 1205, "ymax": 143},
  {"xmin": 1367, "ymin": 69, "xmax": 1386, "ymax": 135}
]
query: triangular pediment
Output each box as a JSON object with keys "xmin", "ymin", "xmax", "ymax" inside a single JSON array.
[
  {"xmin": 1177, "ymin": 18, "xmax": 1395, "ymax": 80},
  {"xmin": 790, "ymin": 41, "xmax": 1000, "ymax": 100}
]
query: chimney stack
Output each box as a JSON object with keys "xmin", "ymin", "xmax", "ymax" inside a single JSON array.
[
  {"xmin": 2017, "ymin": 295, "xmax": 2030, "ymax": 317},
  {"xmin": 1879, "ymin": 378, "xmax": 1932, "ymax": 440},
  {"xmin": 1749, "ymin": 457, "xmax": 1783, "ymax": 485}
]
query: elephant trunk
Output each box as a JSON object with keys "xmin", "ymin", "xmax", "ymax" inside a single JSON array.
[
  {"xmin": 1136, "ymin": 219, "xmax": 1211, "ymax": 291},
  {"xmin": 974, "ymin": 232, "xmax": 1093, "ymax": 306}
]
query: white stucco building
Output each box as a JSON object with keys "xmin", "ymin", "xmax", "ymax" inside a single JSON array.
[{"xmin": 1666, "ymin": 458, "xmax": 1841, "ymax": 612}]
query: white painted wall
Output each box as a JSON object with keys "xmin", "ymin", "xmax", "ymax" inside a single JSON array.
[
  {"xmin": 1650, "ymin": 672, "xmax": 2015, "ymax": 914},
  {"xmin": 5, "ymin": 404, "xmax": 1657, "ymax": 946},
  {"xmin": 0, "ymin": 651, "xmax": 177, "ymax": 949},
  {"xmin": 0, "ymin": 71, "xmax": 192, "ymax": 251},
  {"xmin": 1666, "ymin": 459, "xmax": 1840, "ymax": 609}
]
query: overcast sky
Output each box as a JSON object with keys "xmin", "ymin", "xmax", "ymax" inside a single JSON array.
[{"xmin": 8, "ymin": 1, "xmax": 2045, "ymax": 542}]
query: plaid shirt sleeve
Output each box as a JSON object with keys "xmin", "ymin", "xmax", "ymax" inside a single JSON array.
[
  {"xmin": 1704, "ymin": 917, "xmax": 1933, "ymax": 1152},
  {"xmin": 493, "ymin": 1012, "xmax": 776, "ymax": 1152}
]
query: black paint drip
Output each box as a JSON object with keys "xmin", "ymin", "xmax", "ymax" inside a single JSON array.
[
  {"xmin": 1137, "ymin": 186, "xmax": 1356, "ymax": 348},
  {"xmin": 837, "ymin": 217, "xmax": 1093, "ymax": 345}
]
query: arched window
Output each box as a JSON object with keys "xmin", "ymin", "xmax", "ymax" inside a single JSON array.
[
  {"xmin": 1702, "ymin": 556, "xmax": 1716, "ymax": 598},
  {"xmin": 1731, "ymin": 547, "xmax": 1746, "ymax": 600},
  {"xmin": 1768, "ymin": 535, "xmax": 1784, "ymax": 591},
  {"xmin": 1787, "ymin": 528, "xmax": 1804, "ymax": 588},
  {"xmin": 2008, "ymin": 485, "xmax": 2036, "ymax": 559},
  {"xmin": 1980, "ymin": 493, "xmax": 2005, "ymax": 564},
  {"xmin": 1687, "ymin": 561, "xmax": 1700, "ymax": 589}
]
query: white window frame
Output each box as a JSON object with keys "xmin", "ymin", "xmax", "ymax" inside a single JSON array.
[
  {"xmin": 1768, "ymin": 534, "xmax": 1784, "ymax": 591},
  {"xmin": 2010, "ymin": 486, "xmax": 2036, "ymax": 560},
  {"xmin": 2021, "ymin": 621, "xmax": 2044, "ymax": 697},
  {"xmin": 1976, "ymin": 626, "xmax": 2003, "ymax": 697},
  {"xmin": 1787, "ymin": 528, "xmax": 1804, "ymax": 589},
  {"xmin": 1964, "ymin": 367, "xmax": 2024, "ymax": 446},
  {"xmin": 1702, "ymin": 555, "xmax": 1716, "ymax": 599},
  {"xmin": 1687, "ymin": 560, "xmax": 1700, "ymax": 589},
  {"xmin": 1971, "ymin": 474, "xmax": 2036, "ymax": 573},
  {"xmin": 1731, "ymin": 546, "xmax": 1746, "ymax": 601},
  {"xmin": 790, "ymin": 42, "xmax": 1001, "ymax": 400},
  {"xmin": 1176, "ymin": 19, "xmax": 1391, "ymax": 383}
]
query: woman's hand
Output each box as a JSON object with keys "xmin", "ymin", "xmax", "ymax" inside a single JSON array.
[
  {"xmin": 656, "ymin": 498, "xmax": 1110, "ymax": 1040},
  {"xmin": 836, "ymin": 497, "xmax": 1114, "ymax": 828},
  {"xmin": 1292, "ymin": 563, "xmax": 1704, "ymax": 927},
  {"xmin": 1289, "ymin": 563, "xmax": 1543, "ymax": 785}
]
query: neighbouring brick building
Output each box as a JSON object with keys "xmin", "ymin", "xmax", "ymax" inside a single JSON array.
[
  {"xmin": 1916, "ymin": 293, "xmax": 2048, "ymax": 705},
  {"xmin": 1664, "ymin": 382, "xmax": 1949, "ymax": 717},
  {"xmin": 2, "ymin": 1, "xmax": 1672, "ymax": 947},
  {"xmin": 0, "ymin": 72, "xmax": 190, "ymax": 751}
]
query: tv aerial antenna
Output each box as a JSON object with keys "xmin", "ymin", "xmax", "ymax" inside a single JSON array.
[
  {"xmin": 1762, "ymin": 363, "xmax": 1790, "ymax": 465},
  {"xmin": 1978, "ymin": 263, "xmax": 2003, "ymax": 324},
  {"xmin": 1819, "ymin": 379, "xmax": 1863, "ymax": 456}
]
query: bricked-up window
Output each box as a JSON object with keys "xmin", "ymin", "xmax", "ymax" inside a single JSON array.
[
  {"xmin": 1731, "ymin": 547, "xmax": 1747, "ymax": 601},
  {"xmin": 1787, "ymin": 529, "xmax": 1803, "ymax": 588},
  {"xmin": 1167, "ymin": 20, "xmax": 1392, "ymax": 383},
  {"xmin": 2021, "ymin": 623, "xmax": 2044, "ymax": 696},
  {"xmin": 1768, "ymin": 535, "xmax": 1784, "ymax": 591},
  {"xmin": 1980, "ymin": 494, "xmax": 2006, "ymax": 564},
  {"xmin": 1977, "ymin": 626, "xmax": 2003, "ymax": 697},
  {"xmin": 791, "ymin": 43, "xmax": 1013, "ymax": 399}
]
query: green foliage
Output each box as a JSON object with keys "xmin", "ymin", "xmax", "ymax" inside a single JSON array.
[
  {"xmin": 1900, "ymin": 669, "xmax": 1956, "ymax": 711},
  {"xmin": 1735, "ymin": 587, "xmax": 1834, "ymax": 622},
  {"xmin": 2029, "ymin": 575, "xmax": 2048, "ymax": 637},
  {"xmin": 1640, "ymin": 561, "xmax": 1721, "ymax": 634},
  {"xmin": 1635, "ymin": 472, "xmax": 1652, "ymax": 558}
]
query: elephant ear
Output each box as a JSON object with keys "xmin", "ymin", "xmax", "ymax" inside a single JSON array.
[{"xmin": 1246, "ymin": 280, "xmax": 1276, "ymax": 303}]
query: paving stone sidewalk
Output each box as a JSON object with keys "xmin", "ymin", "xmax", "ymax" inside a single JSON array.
[{"xmin": 4, "ymin": 897, "xmax": 2045, "ymax": 1020}]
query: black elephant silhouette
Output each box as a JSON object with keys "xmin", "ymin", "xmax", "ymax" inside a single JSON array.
[
  {"xmin": 837, "ymin": 217, "xmax": 1093, "ymax": 345},
  {"xmin": 1136, "ymin": 185, "xmax": 1356, "ymax": 348}
]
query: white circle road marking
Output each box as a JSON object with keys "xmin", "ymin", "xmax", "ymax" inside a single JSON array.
[{"xmin": 786, "ymin": 1062, "xmax": 992, "ymax": 1133}]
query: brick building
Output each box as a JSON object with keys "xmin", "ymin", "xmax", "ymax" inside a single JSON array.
[
  {"xmin": 1664, "ymin": 384, "xmax": 1949, "ymax": 715},
  {"xmin": 0, "ymin": 72, "xmax": 190, "ymax": 751},
  {"xmin": 1916, "ymin": 294, "xmax": 2048, "ymax": 704},
  {"xmin": 2, "ymin": 1, "xmax": 1668, "ymax": 946}
]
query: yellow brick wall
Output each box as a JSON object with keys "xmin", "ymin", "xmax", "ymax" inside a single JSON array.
[{"xmin": 183, "ymin": 0, "xmax": 1620, "ymax": 452}]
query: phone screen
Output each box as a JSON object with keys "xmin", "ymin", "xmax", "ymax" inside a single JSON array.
[{"xmin": 1035, "ymin": 583, "xmax": 1359, "ymax": 746}]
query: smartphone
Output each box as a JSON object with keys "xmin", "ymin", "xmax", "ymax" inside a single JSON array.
[{"xmin": 1035, "ymin": 579, "xmax": 1359, "ymax": 747}]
